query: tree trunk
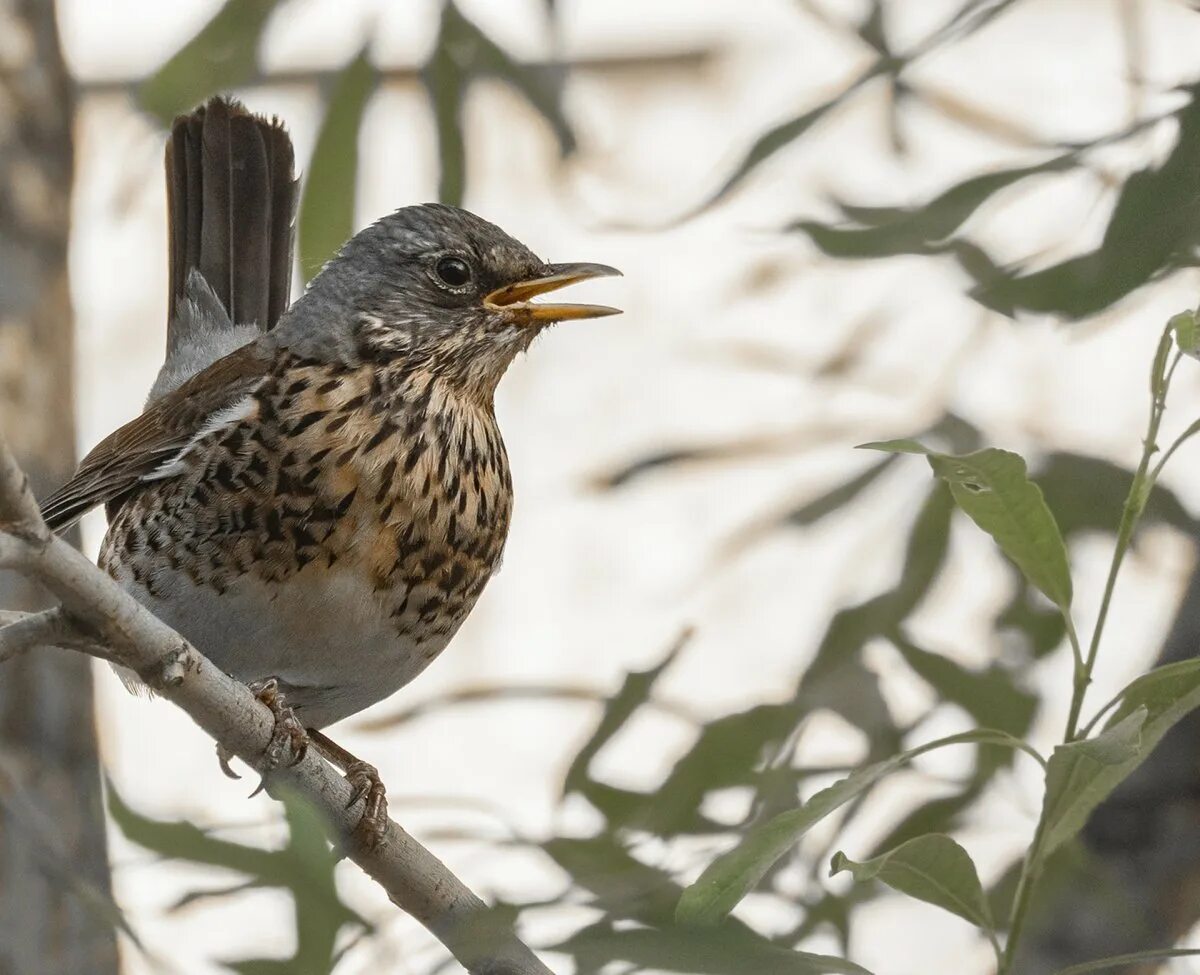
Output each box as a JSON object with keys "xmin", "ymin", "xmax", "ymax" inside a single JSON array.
[{"xmin": 0, "ymin": 1, "xmax": 119, "ymax": 973}]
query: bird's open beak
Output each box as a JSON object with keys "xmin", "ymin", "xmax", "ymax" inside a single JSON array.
[{"xmin": 484, "ymin": 262, "xmax": 623, "ymax": 324}]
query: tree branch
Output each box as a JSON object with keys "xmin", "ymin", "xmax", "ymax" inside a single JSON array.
[{"xmin": 0, "ymin": 433, "xmax": 555, "ymax": 975}]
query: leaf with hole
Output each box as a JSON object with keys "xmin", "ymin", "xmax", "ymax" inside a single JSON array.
[{"xmin": 862, "ymin": 443, "xmax": 1072, "ymax": 611}]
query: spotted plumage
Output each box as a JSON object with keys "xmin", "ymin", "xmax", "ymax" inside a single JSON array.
[{"xmin": 37, "ymin": 97, "xmax": 619, "ymax": 839}]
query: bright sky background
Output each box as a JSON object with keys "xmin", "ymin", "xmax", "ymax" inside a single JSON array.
[{"xmin": 52, "ymin": 1, "xmax": 1200, "ymax": 973}]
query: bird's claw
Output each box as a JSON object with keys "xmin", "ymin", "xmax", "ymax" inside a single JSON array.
[
  {"xmin": 246, "ymin": 678, "xmax": 309, "ymax": 788},
  {"xmin": 216, "ymin": 743, "xmax": 241, "ymax": 780},
  {"xmin": 344, "ymin": 760, "xmax": 388, "ymax": 848}
]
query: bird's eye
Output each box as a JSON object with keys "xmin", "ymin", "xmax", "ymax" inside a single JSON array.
[{"xmin": 435, "ymin": 256, "xmax": 473, "ymax": 288}]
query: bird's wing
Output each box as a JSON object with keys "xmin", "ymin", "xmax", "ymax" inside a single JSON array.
[{"xmin": 40, "ymin": 342, "xmax": 273, "ymax": 532}]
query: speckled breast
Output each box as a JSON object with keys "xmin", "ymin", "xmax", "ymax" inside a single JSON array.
[{"xmin": 100, "ymin": 353, "xmax": 513, "ymax": 727}]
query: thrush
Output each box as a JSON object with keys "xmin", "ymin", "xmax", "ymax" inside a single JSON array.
[{"xmin": 39, "ymin": 97, "xmax": 620, "ymax": 841}]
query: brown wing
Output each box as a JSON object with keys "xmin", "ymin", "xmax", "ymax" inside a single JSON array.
[{"xmin": 40, "ymin": 342, "xmax": 273, "ymax": 532}]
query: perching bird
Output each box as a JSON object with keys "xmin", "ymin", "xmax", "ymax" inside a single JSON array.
[{"xmin": 39, "ymin": 97, "xmax": 620, "ymax": 841}]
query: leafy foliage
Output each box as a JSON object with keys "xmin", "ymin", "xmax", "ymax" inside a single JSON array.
[
  {"xmin": 108, "ymin": 782, "xmax": 368, "ymax": 973},
  {"xmin": 113, "ymin": 1, "xmax": 1200, "ymax": 973}
]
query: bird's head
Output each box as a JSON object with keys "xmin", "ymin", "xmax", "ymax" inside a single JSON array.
[{"xmin": 276, "ymin": 203, "xmax": 620, "ymax": 397}]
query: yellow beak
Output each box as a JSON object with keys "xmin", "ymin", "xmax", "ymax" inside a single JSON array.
[{"xmin": 484, "ymin": 262, "xmax": 623, "ymax": 324}]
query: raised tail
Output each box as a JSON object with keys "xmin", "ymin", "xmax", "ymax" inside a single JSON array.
[{"xmin": 152, "ymin": 97, "xmax": 296, "ymax": 401}]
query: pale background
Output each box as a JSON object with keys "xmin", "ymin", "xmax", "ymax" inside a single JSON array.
[{"xmin": 51, "ymin": 0, "xmax": 1200, "ymax": 972}]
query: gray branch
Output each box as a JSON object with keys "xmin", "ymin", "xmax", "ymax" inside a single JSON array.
[{"xmin": 0, "ymin": 433, "xmax": 554, "ymax": 975}]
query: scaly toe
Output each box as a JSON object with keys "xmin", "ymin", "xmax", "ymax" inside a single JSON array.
[
  {"xmin": 344, "ymin": 760, "xmax": 388, "ymax": 848},
  {"xmin": 247, "ymin": 678, "xmax": 310, "ymax": 773}
]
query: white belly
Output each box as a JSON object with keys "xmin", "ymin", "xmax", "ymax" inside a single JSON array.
[{"xmin": 111, "ymin": 563, "xmax": 450, "ymax": 728}]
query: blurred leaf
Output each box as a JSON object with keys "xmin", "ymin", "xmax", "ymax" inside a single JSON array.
[
  {"xmin": 563, "ymin": 631, "xmax": 687, "ymax": 797},
  {"xmin": 298, "ymin": 49, "xmax": 376, "ymax": 282},
  {"xmin": 226, "ymin": 962, "xmax": 296, "ymax": 975},
  {"xmin": 866, "ymin": 444, "xmax": 1072, "ymax": 611},
  {"xmin": 870, "ymin": 792, "xmax": 980, "ymax": 860},
  {"xmin": 140, "ymin": 0, "xmax": 281, "ymax": 121},
  {"xmin": 676, "ymin": 729, "xmax": 1041, "ymax": 926},
  {"xmin": 791, "ymin": 889, "xmax": 857, "ymax": 952},
  {"xmin": 971, "ymin": 85, "xmax": 1200, "ymax": 318},
  {"xmin": 794, "ymin": 156, "xmax": 1076, "ymax": 259},
  {"xmin": 695, "ymin": 81, "xmax": 870, "ymax": 214},
  {"xmin": 623, "ymin": 702, "xmax": 802, "ymax": 836},
  {"xmin": 830, "ymin": 834, "xmax": 996, "ymax": 945},
  {"xmin": 554, "ymin": 923, "xmax": 873, "ymax": 975},
  {"xmin": 1052, "ymin": 948, "xmax": 1200, "ymax": 975},
  {"xmin": 422, "ymin": 0, "xmax": 574, "ymax": 207},
  {"xmin": 1034, "ymin": 451, "xmax": 1196, "ymax": 538},
  {"xmin": 543, "ymin": 836, "xmax": 681, "ymax": 924},
  {"xmin": 110, "ymin": 783, "xmax": 364, "ymax": 974},
  {"xmin": 994, "ymin": 578, "xmax": 1066, "ymax": 659},
  {"xmin": 891, "ymin": 633, "xmax": 1037, "ymax": 739},
  {"xmin": 108, "ymin": 780, "xmax": 283, "ymax": 880},
  {"xmin": 170, "ymin": 879, "xmax": 261, "ymax": 913},
  {"xmin": 986, "ymin": 856, "xmax": 1023, "ymax": 931},
  {"xmin": 786, "ymin": 456, "xmax": 898, "ymax": 527},
  {"xmin": 781, "ymin": 83, "xmax": 1200, "ymax": 318},
  {"xmin": 802, "ymin": 483, "xmax": 953, "ymax": 702}
]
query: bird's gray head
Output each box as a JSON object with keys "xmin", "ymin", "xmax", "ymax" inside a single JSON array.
[{"xmin": 274, "ymin": 203, "xmax": 620, "ymax": 397}]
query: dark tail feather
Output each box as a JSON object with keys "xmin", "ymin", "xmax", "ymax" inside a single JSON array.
[{"xmin": 165, "ymin": 96, "xmax": 296, "ymax": 355}]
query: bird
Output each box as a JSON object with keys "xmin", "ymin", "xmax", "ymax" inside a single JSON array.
[{"xmin": 38, "ymin": 96, "xmax": 620, "ymax": 842}]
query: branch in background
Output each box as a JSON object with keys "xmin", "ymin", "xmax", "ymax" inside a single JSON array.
[
  {"xmin": 0, "ymin": 434, "xmax": 555, "ymax": 975},
  {"xmin": 77, "ymin": 48, "xmax": 719, "ymax": 99}
]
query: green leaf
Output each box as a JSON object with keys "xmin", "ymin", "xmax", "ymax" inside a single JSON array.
[
  {"xmin": 298, "ymin": 49, "xmax": 376, "ymax": 282},
  {"xmin": 1151, "ymin": 323, "xmax": 1174, "ymax": 396},
  {"xmin": 929, "ymin": 449, "xmax": 1072, "ymax": 609},
  {"xmin": 676, "ymin": 729, "xmax": 1042, "ymax": 926},
  {"xmin": 830, "ymin": 834, "xmax": 996, "ymax": 943},
  {"xmin": 1039, "ymin": 657, "xmax": 1200, "ymax": 860},
  {"xmin": 864, "ymin": 442, "xmax": 1072, "ymax": 610},
  {"xmin": 1171, "ymin": 310, "xmax": 1199, "ymax": 357},
  {"xmin": 857, "ymin": 438, "xmax": 932, "ymax": 455},
  {"xmin": 139, "ymin": 0, "xmax": 280, "ymax": 122},
  {"xmin": 1039, "ymin": 709, "xmax": 1145, "ymax": 858},
  {"xmin": 1053, "ymin": 948, "xmax": 1200, "ymax": 975}
]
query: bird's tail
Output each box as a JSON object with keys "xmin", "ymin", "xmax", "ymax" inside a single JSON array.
[{"xmin": 151, "ymin": 97, "xmax": 297, "ymax": 401}]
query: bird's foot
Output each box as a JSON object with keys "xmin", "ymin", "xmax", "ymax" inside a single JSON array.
[
  {"xmin": 309, "ymin": 729, "xmax": 389, "ymax": 848},
  {"xmin": 344, "ymin": 759, "xmax": 389, "ymax": 847},
  {"xmin": 246, "ymin": 678, "xmax": 309, "ymax": 794}
]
